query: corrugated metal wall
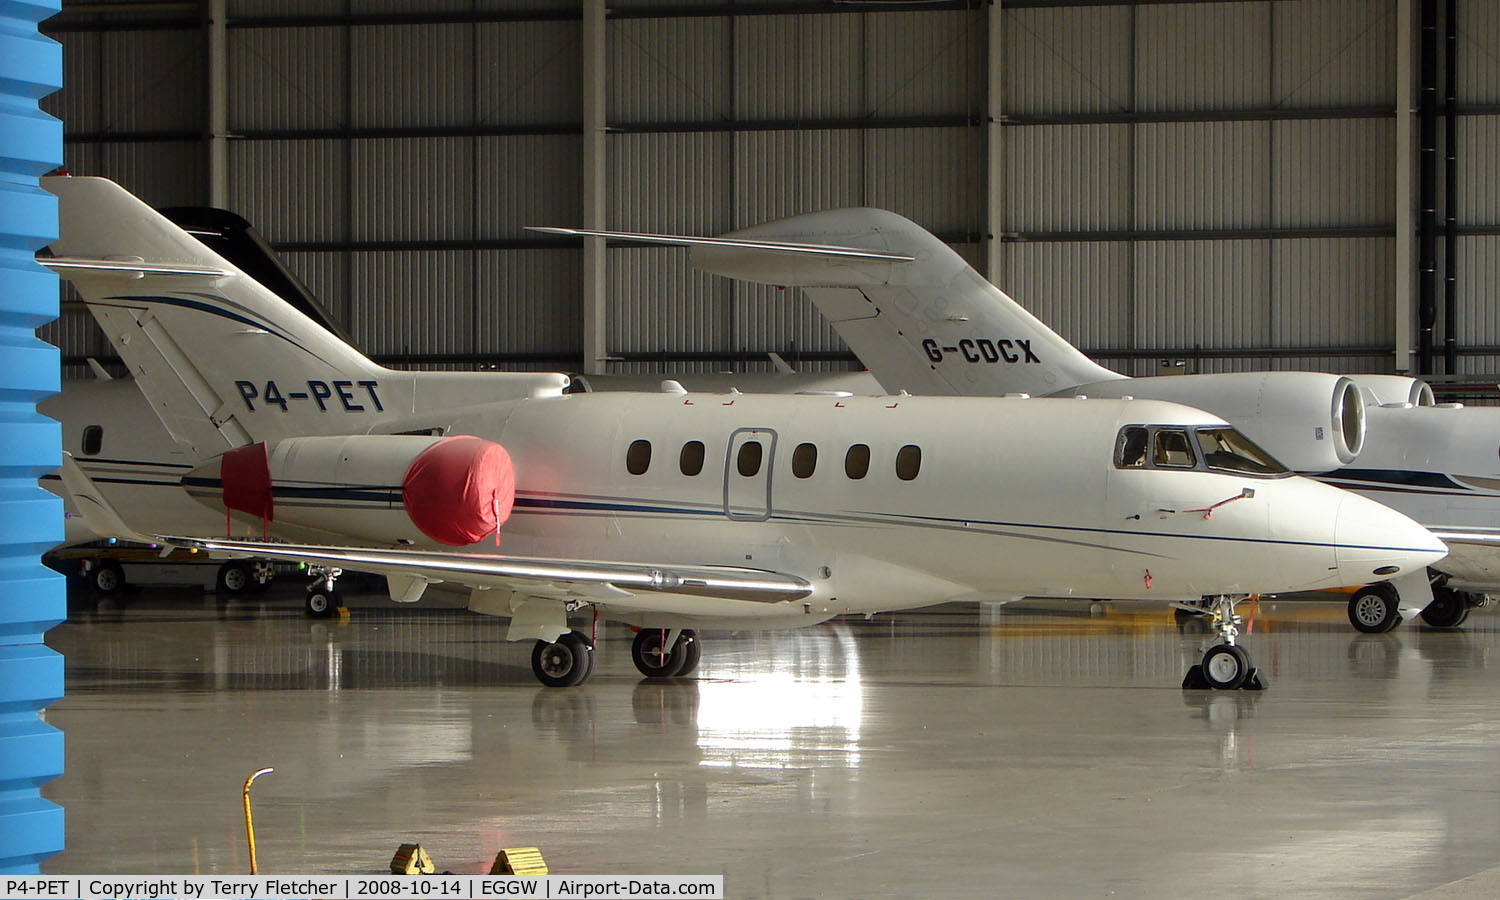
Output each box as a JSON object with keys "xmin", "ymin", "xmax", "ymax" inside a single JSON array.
[{"xmin": 34, "ymin": 0, "xmax": 1500, "ymax": 384}]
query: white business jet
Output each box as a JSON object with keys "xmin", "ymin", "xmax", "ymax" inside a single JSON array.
[
  {"xmin": 44, "ymin": 176, "xmax": 1445, "ymax": 690},
  {"xmin": 535, "ymin": 210, "xmax": 1500, "ymax": 635}
]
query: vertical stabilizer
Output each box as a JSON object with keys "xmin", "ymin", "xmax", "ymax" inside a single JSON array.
[
  {"xmin": 43, "ymin": 176, "xmax": 566, "ymax": 454},
  {"xmin": 698, "ymin": 209, "xmax": 1124, "ymax": 396}
]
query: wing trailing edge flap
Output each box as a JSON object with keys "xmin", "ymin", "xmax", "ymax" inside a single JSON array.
[{"xmin": 156, "ymin": 535, "xmax": 815, "ymax": 608}]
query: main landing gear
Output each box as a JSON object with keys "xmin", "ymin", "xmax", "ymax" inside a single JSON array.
[
  {"xmin": 304, "ymin": 566, "xmax": 343, "ymax": 619},
  {"xmin": 631, "ymin": 628, "xmax": 701, "ymax": 678},
  {"xmin": 531, "ymin": 630, "xmax": 597, "ymax": 687},
  {"xmin": 216, "ymin": 559, "xmax": 275, "ymax": 595},
  {"xmin": 1347, "ymin": 576, "xmax": 1488, "ymax": 633},
  {"xmin": 1181, "ymin": 595, "xmax": 1267, "ymax": 691}
]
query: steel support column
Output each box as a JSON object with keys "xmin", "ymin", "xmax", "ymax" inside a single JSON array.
[
  {"xmin": 985, "ymin": 0, "xmax": 1004, "ymax": 283},
  {"xmin": 207, "ymin": 0, "xmax": 229, "ymax": 208},
  {"xmin": 0, "ymin": 0, "xmax": 66, "ymax": 874},
  {"xmin": 1395, "ymin": 0, "xmax": 1416, "ymax": 373},
  {"xmin": 581, "ymin": 0, "xmax": 607, "ymax": 374}
]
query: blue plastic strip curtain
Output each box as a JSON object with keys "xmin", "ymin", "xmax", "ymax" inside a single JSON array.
[{"xmin": 0, "ymin": 0, "xmax": 65, "ymax": 874}]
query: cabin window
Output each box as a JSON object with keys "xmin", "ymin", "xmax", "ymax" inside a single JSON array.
[
  {"xmin": 1152, "ymin": 429, "xmax": 1196, "ymax": 468},
  {"xmin": 81, "ymin": 425, "xmax": 103, "ymax": 456},
  {"xmin": 626, "ymin": 439, "xmax": 652, "ymax": 475},
  {"xmin": 845, "ymin": 444, "xmax": 871, "ymax": 479},
  {"xmin": 895, "ymin": 445, "xmax": 922, "ymax": 481},
  {"xmin": 737, "ymin": 440, "xmax": 763, "ymax": 477},
  {"xmin": 1115, "ymin": 426, "xmax": 1148, "ymax": 469},
  {"xmin": 680, "ymin": 441, "xmax": 705, "ymax": 476},
  {"xmin": 792, "ymin": 442, "xmax": 818, "ymax": 478}
]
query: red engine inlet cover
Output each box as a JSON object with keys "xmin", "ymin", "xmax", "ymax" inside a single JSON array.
[
  {"xmin": 222, "ymin": 441, "xmax": 273, "ymax": 524},
  {"xmin": 402, "ymin": 436, "xmax": 516, "ymax": 546}
]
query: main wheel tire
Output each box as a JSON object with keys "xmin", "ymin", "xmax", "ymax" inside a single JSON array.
[
  {"xmin": 632, "ymin": 628, "xmax": 688, "ymax": 678},
  {"xmin": 675, "ymin": 630, "xmax": 702, "ymax": 676},
  {"xmin": 532, "ymin": 631, "xmax": 593, "ymax": 687},
  {"xmin": 90, "ymin": 561, "xmax": 125, "ymax": 595},
  {"xmin": 305, "ymin": 586, "xmax": 338, "ymax": 619},
  {"xmin": 1201, "ymin": 643, "xmax": 1251, "ymax": 690},
  {"xmin": 1349, "ymin": 583, "xmax": 1403, "ymax": 633},
  {"xmin": 1420, "ymin": 587, "xmax": 1469, "ymax": 628},
  {"xmin": 217, "ymin": 561, "xmax": 253, "ymax": 595}
]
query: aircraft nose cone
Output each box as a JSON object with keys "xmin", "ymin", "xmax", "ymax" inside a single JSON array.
[{"xmin": 1334, "ymin": 492, "xmax": 1448, "ymax": 584}]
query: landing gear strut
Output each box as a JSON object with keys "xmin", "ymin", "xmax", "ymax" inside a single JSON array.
[
  {"xmin": 304, "ymin": 566, "xmax": 342, "ymax": 619},
  {"xmin": 1182, "ymin": 594, "xmax": 1267, "ymax": 691},
  {"xmin": 631, "ymin": 628, "xmax": 700, "ymax": 678}
]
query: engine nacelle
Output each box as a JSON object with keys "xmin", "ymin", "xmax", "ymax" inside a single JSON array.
[
  {"xmin": 1061, "ymin": 372, "xmax": 1366, "ymax": 472},
  {"xmin": 184, "ymin": 434, "xmax": 515, "ymax": 546},
  {"xmin": 1341, "ymin": 374, "xmax": 1435, "ymax": 408}
]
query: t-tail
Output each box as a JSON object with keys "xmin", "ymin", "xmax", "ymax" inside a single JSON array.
[
  {"xmin": 44, "ymin": 176, "xmax": 566, "ymax": 456},
  {"xmin": 533, "ymin": 208, "xmax": 1124, "ymax": 397}
]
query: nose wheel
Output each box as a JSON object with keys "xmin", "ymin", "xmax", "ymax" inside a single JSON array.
[{"xmin": 1182, "ymin": 595, "xmax": 1268, "ymax": 691}]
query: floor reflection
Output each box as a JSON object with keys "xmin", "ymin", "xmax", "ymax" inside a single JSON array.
[{"xmin": 38, "ymin": 585, "xmax": 1500, "ymax": 897}]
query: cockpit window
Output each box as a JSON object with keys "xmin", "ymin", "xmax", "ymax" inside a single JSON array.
[
  {"xmin": 1115, "ymin": 426, "xmax": 1148, "ymax": 468},
  {"xmin": 1195, "ymin": 428, "xmax": 1288, "ymax": 476},
  {"xmin": 1152, "ymin": 429, "xmax": 1196, "ymax": 468},
  {"xmin": 1114, "ymin": 424, "xmax": 1292, "ymax": 478}
]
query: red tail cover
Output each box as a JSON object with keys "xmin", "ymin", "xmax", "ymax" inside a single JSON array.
[
  {"xmin": 221, "ymin": 442, "xmax": 274, "ymax": 530},
  {"xmin": 402, "ymin": 436, "xmax": 515, "ymax": 546}
]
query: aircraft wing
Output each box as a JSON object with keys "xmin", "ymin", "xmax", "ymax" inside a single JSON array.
[
  {"xmin": 59, "ymin": 452, "xmax": 811, "ymax": 607},
  {"xmin": 153, "ymin": 535, "xmax": 813, "ymax": 606},
  {"xmin": 1431, "ymin": 530, "xmax": 1500, "ymax": 590}
]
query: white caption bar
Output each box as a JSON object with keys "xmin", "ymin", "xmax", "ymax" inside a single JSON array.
[{"xmin": 1, "ymin": 876, "xmax": 723, "ymax": 900}]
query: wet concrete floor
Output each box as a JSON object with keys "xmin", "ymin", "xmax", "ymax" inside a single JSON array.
[{"xmin": 37, "ymin": 586, "xmax": 1500, "ymax": 898}]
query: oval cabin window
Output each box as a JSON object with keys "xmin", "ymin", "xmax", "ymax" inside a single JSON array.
[
  {"xmin": 626, "ymin": 439, "xmax": 652, "ymax": 475},
  {"xmin": 792, "ymin": 442, "xmax": 817, "ymax": 478},
  {"xmin": 737, "ymin": 440, "xmax": 763, "ymax": 477},
  {"xmin": 845, "ymin": 444, "xmax": 870, "ymax": 479},
  {"xmin": 680, "ymin": 440, "xmax": 705, "ymax": 476},
  {"xmin": 81, "ymin": 425, "xmax": 103, "ymax": 456},
  {"xmin": 895, "ymin": 445, "xmax": 921, "ymax": 481}
]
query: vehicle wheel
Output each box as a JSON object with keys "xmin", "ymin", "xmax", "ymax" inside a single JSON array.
[
  {"xmin": 675, "ymin": 630, "xmax": 702, "ymax": 676},
  {"xmin": 532, "ymin": 631, "xmax": 593, "ymax": 687},
  {"xmin": 1421, "ymin": 586, "xmax": 1469, "ymax": 628},
  {"xmin": 1201, "ymin": 643, "xmax": 1251, "ymax": 690},
  {"xmin": 217, "ymin": 561, "xmax": 253, "ymax": 595},
  {"xmin": 632, "ymin": 628, "xmax": 688, "ymax": 678},
  {"xmin": 1348, "ymin": 583, "xmax": 1402, "ymax": 633},
  {"xmin": 305, "ymin": 586, "xmax": 338, "ymax": 619},
  {"xmin": 90, "ymin": 560, "xmax": 125, "ymax": 595}
]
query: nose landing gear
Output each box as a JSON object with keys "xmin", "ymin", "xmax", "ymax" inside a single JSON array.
[{"xmin": 1182, "ymin": 594, "xmax": 1268, "ymax": 691}]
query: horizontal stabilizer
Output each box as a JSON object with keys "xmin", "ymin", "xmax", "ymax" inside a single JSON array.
[
  {"xmin": 38, "ymin": 256, "xmax": 233, "ymax": 278},
  {"xmin": 527, "ymin": 226, "xmax": 916, "ymax": 263}
]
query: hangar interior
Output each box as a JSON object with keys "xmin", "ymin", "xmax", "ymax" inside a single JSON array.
[
  {"xmin": 26, "ymin": 0, "xmax": 1500, "ymax": 896},
  {"xmin": 39, "ymin": 0, "xmax": 1500, "ymax": 385}
]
